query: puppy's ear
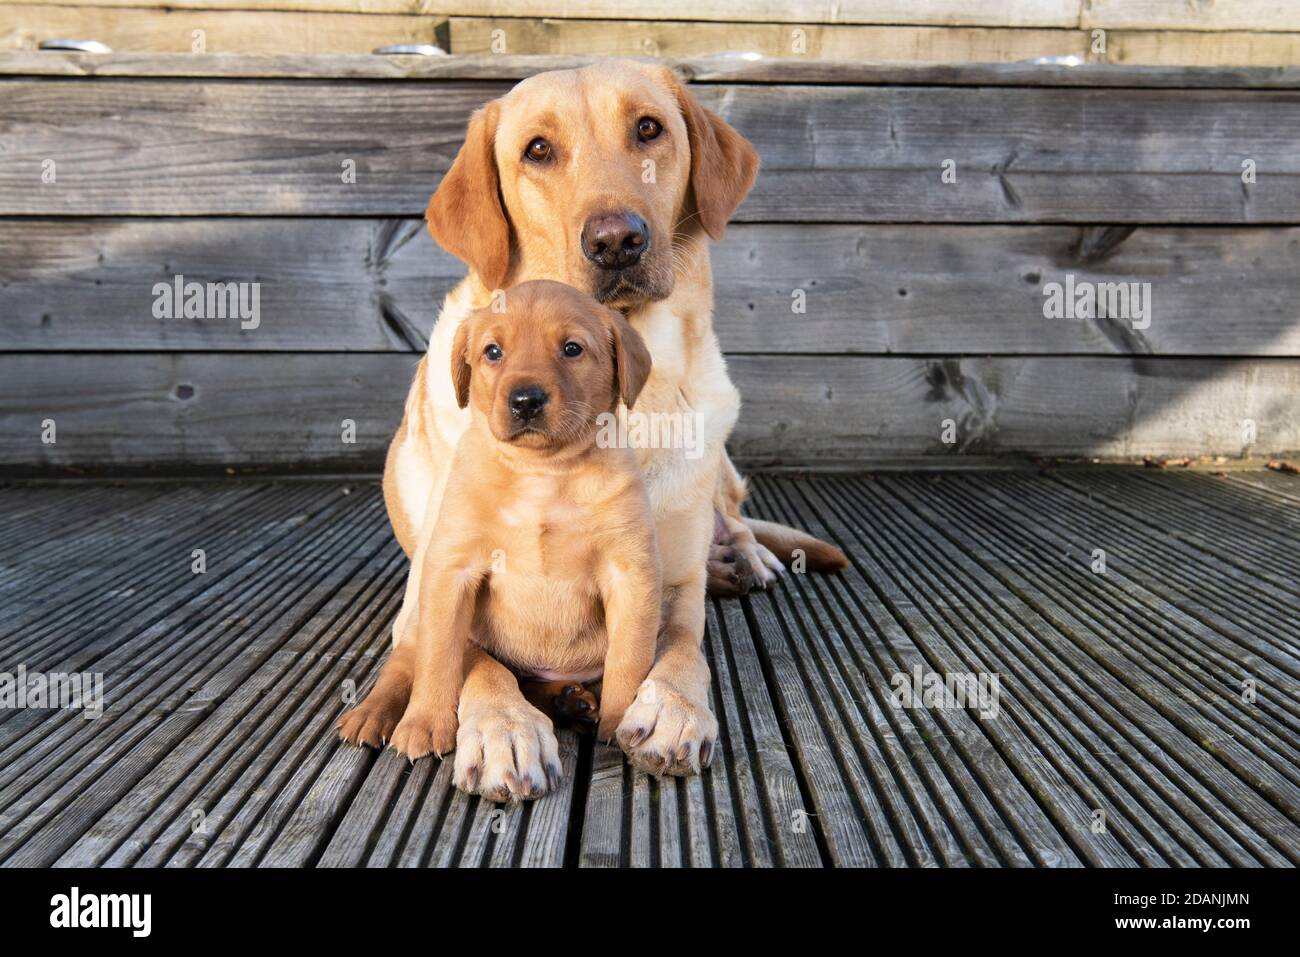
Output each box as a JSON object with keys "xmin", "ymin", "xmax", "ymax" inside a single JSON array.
[
  {"xmin": 661, "ymin": 68, "xmax": 759, "ymax": 241},
  {"xmin": 426, "ymin": 102, "xmax": 511, "ymax": 291},
  {"xmin": 450, "ymin": 319, "xmax": 473, "ymax": 410},
  {"xmin": 607, "ymin": 309, "xmax": 653, "ymax": 409}
]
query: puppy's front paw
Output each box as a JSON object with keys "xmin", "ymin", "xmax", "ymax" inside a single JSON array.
[
  {"xmin": 453, "ymin": 704, "xmax": 562, "ymax": 802},
  {"xmin": 616, "ymin": 679, "xmax": 718, "ymax": 777},
  {"xmin": 388, "ymin": 707, "xmax": 456, "ymax": 761}
]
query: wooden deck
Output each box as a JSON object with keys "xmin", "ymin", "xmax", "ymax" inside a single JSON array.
[{"xmin": 1, "ymin": 469, "xmax": 1298, "ymax": 868}]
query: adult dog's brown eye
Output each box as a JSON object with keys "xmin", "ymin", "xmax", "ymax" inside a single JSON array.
[
  {"xmin": 637, "ymin": 117, "xmax": 662, "ymax": 142},
  {"xmin": 562, "ymin": 341, "xmax": 583, "ymax": 358},
  {"xmin": 484, "ymin": 343, "xmax": 503, "ymax": 361},
  {"xmin": 524, "ymin": 138, "xmax": 551, "ymax": 162}
]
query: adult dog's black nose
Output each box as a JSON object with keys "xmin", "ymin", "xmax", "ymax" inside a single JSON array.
[
  {"xmin": 581, "ymin": 211, "xmax": 649, "ymax": 270},
  {"xmin": 508, "ymin": 385, "xmax": 549, "ymax": 421}
]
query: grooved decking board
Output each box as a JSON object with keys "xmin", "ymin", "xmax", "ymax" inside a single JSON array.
[
  {"xmin": 0, "ymin": 471, "xmax": 1297, "ymax": 867},
  {"xmin": 5, "ymin": 354, "xmax": 1300, "ymax": 470},
  {"xmin": 4, "ymin": 79, "xmax": 1299, "ymax": 221},
  {"xmin": 9, "ymin": 219, "xmax": 1300, "ymax": 358}
]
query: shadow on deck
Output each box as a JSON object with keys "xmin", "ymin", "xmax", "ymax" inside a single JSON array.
[{"xmin": 1, "ymin": 470, "xmax": 1298, "ymax": 867}]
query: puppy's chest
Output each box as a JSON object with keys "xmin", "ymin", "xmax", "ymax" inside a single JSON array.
[
  {"xmin": 484, "ymin": 478, "xmax": 599, "ymax": 592},
  {"xmin": 476, "ymin": 481, "xmax": 607, "ymax": 661}
]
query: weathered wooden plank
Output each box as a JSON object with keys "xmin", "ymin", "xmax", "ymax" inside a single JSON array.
[
  {"xmin": 576, "ymin": 743, "xmax": 624, "ymax": 867},
  {"xmin": 869, "ymin": 475, "xmax": 1300, "ymax": 864},
  {"xmin": 711, "ymin": 599, "xmax": 822, "ymax": 866},
  {"xmin": 0, "ymin": 483, "xmax": 268, "ymax": 640},
  {"xmin": 386, "ymin": 760, "xmax": 460, "ymax": 867},
  {"xmin": 0, "ymin": 484, "xmax": 326, "ymax": 714},
  {"xmin": 1051, "ymin": 470, "xmax": 1300, "ymax": 600},
  {"xmin": 788, "ymin": 475, "xmax": 1262, "ymax": 865},
  {"xmin": 768, "ymin": 478, "xmax": 1101, "ymax": 865},
  {"xmin": 722, "ymin": 355, "xmax": 1300, "ymax": 465},
  {"xmin": 4, "ymin": 80, "xmax": 1298, "ymax": 221},
  {"xmin": 0, "ymin": 490, "xmax": 346, "ymax": 757},
  {"xmin": 1110, "ymin": 29, "xmax": 1300, "ymax": 67},
  {"xmin": 1, "ymin": 2, "xmax": 1089, "ymax": 29},
  {"xmin": 8, "ymin": 51, "xmax": 1300, "ymax": 89},
  {"xmin": 0, "ymin": 218, "xmax": 456, "ymax": 352},
  {"xmin": 0, "ymin": 487, "xmax": 311, "ymax": 689},
  {"xmin": 4, "ymin": 354, "xmax": 1299, "ymax": 469},
  {"xmin": 798, "ymin": 476, "xmax": 1197, "ymax": 865},
  {"xmin": 452, "ymin": 17, "xmax": 1300, "ymax": 68},
  {"xmin": 1085, "ymin": 1, "xmax": 1300, "ymax": 33},
  {"xmin": 0, "ymin": 489, "xmax": 388, "ymax": 864},
  {"xmin": 970, "ymin": 474, "xmax": 1300, "ymax": 715},
  {"xmin": 362, "ymin": 758, "xmax": 448, "ymax": 867},
  {"xmin": 0, "ymin": 78, "xmax": 495, "ymax": 217},
  {"xmin": 10, "ymin": 220, "xmax": 1300, "ymax": 357},
  {"xmin": 0, "ymin": 5, "xmax": 444, "ymax": 55},
  {"xmin": 2, "ymin": 472, "xmax": 1298, "ymax": 867},
  {"xmin": 693, "ymin": 606, "xmax": 776, "ymax": 865},
  {"xmin": 892, "ymin": 475, "xmax": 1300, "ymax": 819},
  {"xmin": 79, "ymin": 548, "xmax": 407, "ymax": 867},
  {"xmin": 450, "ymin": 17, "xmax": 1089, "ymax": 61},
  {"xmin": 511, "ymin": 728, "xmax": 581, "ymax": 867},
  {"xmin": 1221, "ymin": 468, "xmax": 1300, "ymax": 505},
  {"xmin": 739, "ymin": 539, "xmax": 948, "ymax": 866},
  {"xmin": 0, "ymin": 353, "xmax": 419, "ymax": 471}
]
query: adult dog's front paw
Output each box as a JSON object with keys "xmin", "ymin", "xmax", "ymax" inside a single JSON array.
[
  {"xmin": 453, "ymin": 704, "xmax": 563, "ymax": 802},
  {"xmin": 616, "ymin": 679, "xmax": 718, "ymax": 777},
  {"xmin": 389, "ymin": 707, "xmax": 456, "ymax": 761},
  {"xmin": 338, "ymin": 693, "xmax": 404, "ymax": 749}
]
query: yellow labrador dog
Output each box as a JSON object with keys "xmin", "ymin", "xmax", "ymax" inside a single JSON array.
[{"xmin": 341, "ymin": 61, "xmax": 846, "ymax": 800}]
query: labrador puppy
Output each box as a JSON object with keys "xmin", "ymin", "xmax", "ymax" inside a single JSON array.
[{"xmin": 349, "ymin": 282, "xmax": 660, "ymax": 786}]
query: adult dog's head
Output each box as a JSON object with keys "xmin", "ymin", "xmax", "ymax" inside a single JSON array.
[{"xmin": 427, "ymin": 61, "xmax": 759, "ymax": 308}]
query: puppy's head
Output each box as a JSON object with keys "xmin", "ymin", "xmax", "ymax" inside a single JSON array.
[
  {"xmin": 426, "ymin": 61, "xmax": 759, "ymax": 308},
  {"xmin": 451, "ymin": 280, "xmax": 653, "ymax": 453}
]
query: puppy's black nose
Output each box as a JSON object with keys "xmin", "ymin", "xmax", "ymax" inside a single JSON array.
[
  {"xmin": 581, "ymin": 211, "xmax": 649, "ymax": 270},
  {"xmin": 508, "ymin": 385, "xmax": 549, "ymax": 421}
]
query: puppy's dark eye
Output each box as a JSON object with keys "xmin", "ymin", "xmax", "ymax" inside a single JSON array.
[
  {"xmin": 524, "ymin": 138, "xmax": 551, "ymax": 162},
  {"xmin": 484, "ymin": 343, "xmax": 503, "ymax": 361},
  {"xmin": 636, "ymin": 117, "xmax": 662, "ymax": 142},
  {"xmin": 562, "ymin": 341, "xmax": 583, "ymax": 358}
]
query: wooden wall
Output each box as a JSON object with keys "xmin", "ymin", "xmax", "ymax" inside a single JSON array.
[
  {"xmin": 1, "ymin": 55, "xmax": 1299, "ymax": 471},
  {"xmin": 3, "ymin": 1, "xmax": 1300, "ymax": 65}
]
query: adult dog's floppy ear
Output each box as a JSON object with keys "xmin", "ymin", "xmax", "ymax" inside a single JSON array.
[
  {"xmin": 661, "ymin": 69, "xmax": 759, "ymax": 241},
  {"xmin": 450, "ymin": 318, "xmax": 473, "ymax": 409},
  {"xmin": 606, "ymin": 308, "xmax": 653, "ymax": 409},
  {"xmin": 427, "ymin": 102, "xmax": 511, "ymax": 290}
]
